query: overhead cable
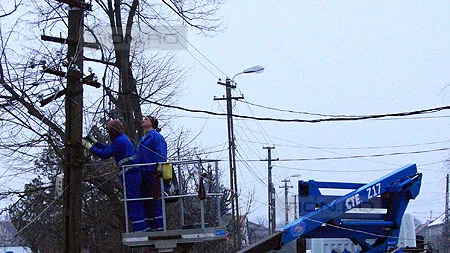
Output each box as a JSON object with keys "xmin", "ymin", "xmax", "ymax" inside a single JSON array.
[
  {"xmin": 237, "ymin": 147, "xmax": 449, "ymax": 162},
  {"xmin": 142, "ymin": 97, "xmax": 450, "ymax": 123},
  {"xmin": 148, "ymin": 4, "xmax": 226, "ymax": 79}
]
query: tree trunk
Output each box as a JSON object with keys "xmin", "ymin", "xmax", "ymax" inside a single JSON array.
[{"xmin": 111, "ymin": 0, "xmax": 142, "ymax": 142}]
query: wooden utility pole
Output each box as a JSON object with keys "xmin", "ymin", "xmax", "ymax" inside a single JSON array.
[
  {"xmin": 41, "ymin": 2, "xmax": 99, "ymax": 252},
  {"xmin": 214, "ymin": 78, "xmax": 244, "ymax": 249},
  {"xmin": 62, "ymin": 5, "xmax": 85, "ymax": 253},
  {"xmin": 261, "ymin": 146, "xmax": 278, "ymax": 234}
]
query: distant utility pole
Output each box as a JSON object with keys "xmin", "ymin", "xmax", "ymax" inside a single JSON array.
[
  {"xmin": 261, "ymin": 146, "xmax": 278, "ymax": 234},
  {"xmin": 445, "ymin": 174, "xmax": 449, "ymax": 251},
  {"xmin": 291, "ymin": 194, "xmax": 298, "ymax": 220},
  {"xmin": 428, "ymin": 211, "xmax": 432, "ymax": 242},
  {"xmin": 214, "ymin": 78, "xmax": 244, "ymax": 248},
  {"xmin": 280, "ymin": 179, "xmax": 293, "ymax": 225}
]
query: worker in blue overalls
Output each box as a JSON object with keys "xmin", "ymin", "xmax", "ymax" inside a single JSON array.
[
  {"xmin": 138, "ymin": 115, "xmax": 167, "ymax": 232},
  {"xmin": 81, "ymin": 120, "xmax": 146, "ymax": 232}
]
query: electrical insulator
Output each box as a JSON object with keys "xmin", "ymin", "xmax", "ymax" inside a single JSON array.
[{"xmin": 55, "ymin": 174, "xmax": 64, "ymax": 197}]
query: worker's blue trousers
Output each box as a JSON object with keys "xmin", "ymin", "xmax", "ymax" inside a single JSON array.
[
  {"xmin": 118, "ymin": 169, "xmax": 146, "ymax": 232},
  {"xmin": 142, "ymin": 169, "xmax": 163, "ymax": 231}
]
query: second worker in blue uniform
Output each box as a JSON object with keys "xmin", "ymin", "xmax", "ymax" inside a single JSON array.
[{"xmin": 138, "ymin": 115, "xmax": 168, "ymax": 232}]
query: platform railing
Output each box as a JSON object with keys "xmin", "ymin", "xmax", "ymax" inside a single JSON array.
[{"xmin": 120, "ymin": 159, "xmax": 223, "ymax": 234}]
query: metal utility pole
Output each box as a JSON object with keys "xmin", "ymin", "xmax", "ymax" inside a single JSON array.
[
  {"xmin": 214, "ymin": 78, "xmax": 244, "ymax": 248},
  {"xmin": 280, "ymin": 179, "xmax": 293, "ymax": 225},
  {"xmin": 261, "ymin": 146, "xmax": 278, "ymax": 234}
]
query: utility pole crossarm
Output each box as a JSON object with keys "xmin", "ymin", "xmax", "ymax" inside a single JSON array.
[
  {"xmin": 213, "ymin": 96, "xmax": 244, "ymax": 101},
  {"xmin": 40, "ymin": 67, "xmax": 100, "ymax": 107},
  {"xmin": 217, "ymin": 80, "xmax": 236, "ymax": 88},
  {"xmin": 40, "ymin": 89, "xmax": 67, "ymax": 107},
  {"xmin": 54, "ymin": 0, "xmax": 92, "ymax": 10},
  {"xmin": 42, "ymin": 67, "xmax": 101, "ymax": 88},
  {"xmin": 41, "ymin": 35, "xmax": 100, "ymax": 49}
]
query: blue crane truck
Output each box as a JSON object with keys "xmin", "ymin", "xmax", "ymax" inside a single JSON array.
[{"xmin": 239, "ymin": 164, "xmax": 431, "ymax": 253}]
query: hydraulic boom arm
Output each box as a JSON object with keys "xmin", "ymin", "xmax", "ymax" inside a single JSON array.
[{"xmin": 239, "ymin": 164, "xmax": 422, "ymax": 253}]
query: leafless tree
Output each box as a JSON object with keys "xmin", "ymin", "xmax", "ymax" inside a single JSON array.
[
  {"xmin": 25, "ymin": 0, "xmax": 223, "ymax": 141},
  {"xmin": 0, "ymin": 0, "xmax": 22, "ymax": 18},
  {"xmin": 0, "ymin": 0, "xmax": 227, "ymax": 251}
]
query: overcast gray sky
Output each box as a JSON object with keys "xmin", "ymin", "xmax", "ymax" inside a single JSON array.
[
  {"xmin": 1, "ymin": 1, "xmax": 449, "ymax": 226},
  {"xmin": 171, "ymin": 1, "xmax": 450, "ymax": 224}
]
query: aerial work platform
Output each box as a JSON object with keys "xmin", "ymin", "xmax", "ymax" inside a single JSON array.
[
  {"xmin": 123, "ymin": 227, "xmax": 227, "ymax": 250},
  {"xmin": 239, "ymin": 164, "xmax": 423, "ymax": 253},
  {"xmin": 121, "ymin": 159, "xmax": 227, "ymax": 252}
]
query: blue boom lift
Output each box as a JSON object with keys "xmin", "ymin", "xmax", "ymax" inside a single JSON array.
[{"xmin": 239, "ymin": 164, "xmax": 426, "ymax": 253}]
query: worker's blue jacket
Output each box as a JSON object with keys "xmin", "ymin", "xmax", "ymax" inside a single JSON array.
[
  {"xmin": 138, "ymin": 129, "xmax": 167, "ymax": 170},
  {"xmin": 138, "ymin": 129, "xmax": 167, "ymax": 231},
  {"xmin": 90, "ymin": 133, "xmax": 137, "ymax": 166},
  {"xmin": 88, "ymin": 133, "xmax": 145, "ymax": 232}
]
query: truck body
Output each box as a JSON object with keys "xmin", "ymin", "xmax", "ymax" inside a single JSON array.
[
  {"xmin": 239, "ymin": 164, "xmax": 426, "ymax": 253},
  {"xmin": 310, "ymin": 213, "xmax": 417, "ymax": 253}
]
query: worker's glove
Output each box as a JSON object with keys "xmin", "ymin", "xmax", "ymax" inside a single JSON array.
[
  {"xmin": 81, "ymin": 138, "xmax": 93, "ymax": 150},
  {"xmin": 85, "ymin": 134, "xmax": 97, "ymax": 145}
]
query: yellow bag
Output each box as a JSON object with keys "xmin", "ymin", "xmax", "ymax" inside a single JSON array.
[{"xmin": 162, "ymin": 163, "xmax": 173, "ymax": 183}]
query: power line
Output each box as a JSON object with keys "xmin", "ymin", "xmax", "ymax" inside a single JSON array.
[
  {"xmin": 235, "ymin": 149, "xmax": 266, "ymax": 187},
  {"xmin": 240, "ymin": 99, "xmax": 450, "ymax": 121},
  {"xmin": 273, "ymin": 164, "xmax": 396, "ymax": 173},
  {"xmin": 233, "ymin": 123, "xmax": 399, "ymax": 168},
  {"xmin": 237, "ymin": 147, "xmax": 449, "ymax": 162},
  {"xmin": 170, "ymin": 114, "xmax": 450, "ymax": 121},
  {"xmin": 14, "ymin": 184, "xmax": 68, "ymax": 237},
  {"xmin": 231, "ymin": 123, "xmax": 449, "ymax": 171},
  {"xmin": 239, "ymin": 100, "xmax": 351, "ymax": 117},
  {"xmin": 148, "ymin": 5, "xmax": 226, "ymax": 79},
  {"xmin": 141, "ymin": 97, "xmax": 450, "ymax": 123},
  {"xmin": 237, "ymin": 138, "xmax": 450, "ymax": 151}
]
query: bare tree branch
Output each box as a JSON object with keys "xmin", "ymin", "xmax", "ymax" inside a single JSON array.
[{"xmin": 0, "ymin": 0, "xmax": 22, "ymax": 18}]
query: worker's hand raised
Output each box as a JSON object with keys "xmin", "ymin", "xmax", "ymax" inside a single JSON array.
[
  {"xmin": 86, "ymin": 134, "xmax": 97, "ymax": 144},
  {"xmin": 81, "ymin": 138, "xmax": 93, "ymax": 150}
]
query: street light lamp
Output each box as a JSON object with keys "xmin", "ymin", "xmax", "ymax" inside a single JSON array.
[
  {"xmin": 232, "ymin": 65, "xmax": 265, "ymax": 80},
  {"xmin": 214, "ymin": 65, "xmax": 264, "ymax": 249}
]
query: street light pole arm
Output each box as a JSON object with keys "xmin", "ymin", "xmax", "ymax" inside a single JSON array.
[{"xmin": 231, "ymin": 72, "xmax": 243, "ymax": 81}]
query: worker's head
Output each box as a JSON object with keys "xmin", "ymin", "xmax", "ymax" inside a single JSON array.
[
  {"xmin": 141, "ymin": 115, "xmax": 160, "ymax": 132},
  {"xmin": 106, "ymin": 119, "xmax": 124, "ymax": 141}
]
